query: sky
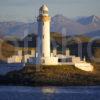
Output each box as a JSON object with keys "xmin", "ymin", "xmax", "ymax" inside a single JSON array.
[{"xmin": 0, "ymin": 0, "xmax": 100, "ymax": 22}]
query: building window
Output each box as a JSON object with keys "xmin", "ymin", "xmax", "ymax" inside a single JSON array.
[
  {"xmin": 43, "ymin": 10, "xmax": 48, "ymax": 14},
  {"xmin": 58, "ymin": 58, "xmax": 72, "ymax": 63},
  {"xmin": 58, "ymin": 59, "xmax": 62, "ymax": 62}
]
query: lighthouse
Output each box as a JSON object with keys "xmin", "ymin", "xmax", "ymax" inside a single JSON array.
[
  {"xmin": 6, "ymin": 4, "xmax": 93, "ymax": 71},
  {"xmin": 37, "ymin": 5, "xmax": 51, "ymax": 64}
]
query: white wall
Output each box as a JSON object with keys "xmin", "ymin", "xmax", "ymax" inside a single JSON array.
[
  {"xmin": 75, "ymin": 63, "xmax": 93, "ymax": 72},
  {"xmin": 41, "ymin": 57, "xmax": 58, "ymax": 65},
  {"xmin": 7, "ymin": 56, "xmax": 22, "ymax": 63},
  {"xmin": 7, "ymin": 49, "xmax": 35, "ymax": 63},
  {"xmin": 72, "ymin": 56, "xmax": 81, "ymax": 63}
]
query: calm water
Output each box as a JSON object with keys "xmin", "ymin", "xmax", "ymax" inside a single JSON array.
[
  {"xmin": 0, "ymin": 64, "xmax": 23, "ymax": 75},
  {"xmin": 0, "ymin": 86, "xmax": 100, "ymax": 100}
]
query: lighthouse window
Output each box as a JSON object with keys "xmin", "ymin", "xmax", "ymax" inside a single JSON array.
[
  {"xmin": 43, "ymin": 10, "xmax": 48, "ymax": 14},
  {"xmin": 43, "ymin": 35, "xmax": 44, "ymax": 38}
]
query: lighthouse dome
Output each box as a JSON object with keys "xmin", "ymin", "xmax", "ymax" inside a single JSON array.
[
  {"xmin": 39, "ymin": 5, "xmax": 48, "ymax": 11},
  {"xmin": 39, "ymin": 5, "xmax": 49, "ymax": 16}
]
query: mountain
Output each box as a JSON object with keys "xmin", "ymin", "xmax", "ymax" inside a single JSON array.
[
  {"xmin": 0, "ymin": 15, "xmax": 86, "ymax": 38},
  {"xmin": 0, "ymin": 21, "xmax": 36, "ymax": 39},
  {"xmin": 51, "ymin": 15, "xmax": 85, "ymax": 36},
  {"xmin": 0, "ymin": 15, "xmax": 100, "ymax": 38},
  {"xmin": 77, "ymin": 15, "xmax": 100, "ymax": 33},
  {"xmin": 77, "ymin": 15, "xmax": 100, "ymax": 38},
  {"xmin": 77, "ymin": 15, "xmax": 100, "ymax": 25}
]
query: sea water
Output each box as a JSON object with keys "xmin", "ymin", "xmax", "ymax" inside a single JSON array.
[{"xmin": 0, "ymin": 86, "xmax": 100, "ymax": 100}]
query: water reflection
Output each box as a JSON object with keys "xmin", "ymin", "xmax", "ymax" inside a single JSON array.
[
  {"xmin": 41, "ymin": 87, "xmax": 56, "ymax": 94},
  {"xmin": 0, "ymin": 86, "xmax": 100, "ymax": 100}
]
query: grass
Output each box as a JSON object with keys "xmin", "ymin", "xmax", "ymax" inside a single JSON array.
[{"xmin": 0, "ymin": 65, "xmax": 100, "ymax": 86}]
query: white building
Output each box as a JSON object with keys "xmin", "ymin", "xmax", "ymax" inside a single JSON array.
[{"xmin": 7, "ymin": 5, "xmax": 94, "ymax": 72}]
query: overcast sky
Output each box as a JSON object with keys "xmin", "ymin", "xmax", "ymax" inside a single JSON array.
[{"xmin": 0, "ymin": 0, "xmax": 100, "ymax": 22}]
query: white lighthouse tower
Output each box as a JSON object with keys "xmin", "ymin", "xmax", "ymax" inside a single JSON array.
[{"xmin": 37, "ymin": 5, "xmax": 51, "ymax": 64}]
